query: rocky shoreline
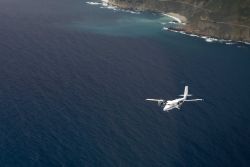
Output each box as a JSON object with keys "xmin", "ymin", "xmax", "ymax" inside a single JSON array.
[
  {"xmin": 104, "ymin": 0, "xmax": 250, "ymax": 43},
  {"xmin": 162, "ymin": 27, "xmax": 250, "ymax": 45}
]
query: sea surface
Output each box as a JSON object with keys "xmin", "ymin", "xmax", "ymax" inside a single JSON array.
[{"xmin": 0, "ymin": 0, "xmax": 250, "ymax": 166}]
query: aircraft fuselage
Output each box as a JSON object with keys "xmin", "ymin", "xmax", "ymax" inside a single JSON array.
[{"xmin": 163, "ymin": 97, "xmax": 185, "ymax": 111}]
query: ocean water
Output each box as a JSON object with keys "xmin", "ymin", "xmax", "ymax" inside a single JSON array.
[{"xmin": 0, "ymin": 0, "xmax": 250, "ymax": 166}]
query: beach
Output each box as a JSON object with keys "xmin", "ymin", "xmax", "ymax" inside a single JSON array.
[{"xmin": 163, "ymin": 12, "xmax": 187, "ymax": 24}]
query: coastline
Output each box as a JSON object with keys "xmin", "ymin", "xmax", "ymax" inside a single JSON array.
[
  {"xmin": 163, "ymin": 27, "xmax": 250, "ymax": 46},
  {"xmin": 96, "ymin": 0, "xmax": 250, "ymax": 45}
]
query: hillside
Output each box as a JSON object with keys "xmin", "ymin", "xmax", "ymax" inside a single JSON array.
[{"xmin": 107, "ymin": 0, "xmax": 250, "ymax": 42}]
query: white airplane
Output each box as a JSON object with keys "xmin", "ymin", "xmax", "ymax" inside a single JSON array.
[{"xmin": 146, "ymin": 86, "xmax": 203, "ymax": 112}]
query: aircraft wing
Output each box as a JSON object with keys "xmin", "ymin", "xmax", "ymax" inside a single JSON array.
[
  {"xmin": 145, "ymin": 99, "xmax": 165, "ymax": 102},
  {"xmin": 184, "ymin": 99, "xmax": 203, "ymax": 102}
]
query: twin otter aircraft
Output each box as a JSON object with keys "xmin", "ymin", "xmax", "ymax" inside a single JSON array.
[{"xmin": 146, "ymin": 86, "xmax": 203, "ymax": 112}]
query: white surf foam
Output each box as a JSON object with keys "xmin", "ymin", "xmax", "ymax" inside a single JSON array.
[
  {"xmin": 101, "ymin": 5, "xmax": 140, "ymax": 14},
  {"xmin": 162, "ymin": 27, "xmax": 250, "ymax": 46},
  {"xmin": 162, "ymin": 27, "xmax": 179, "ymax": 33},
  {"xmin": 168, "ymin": 21, "xmax": 178, "ymax": 24},
  {"xmin": 86, "ymin": 1, "xmax": 102, "ymax": 5},
  {"xmin": 205, "ymin": 37, "xmax": 218, "ymax": 42},
  {"xmin": 242, "ymin": 41, "xmax": 250, "ymax": 45},
  {"xmin": 84, "ymin": 0, "xmax": 140, "ymax": 14}
]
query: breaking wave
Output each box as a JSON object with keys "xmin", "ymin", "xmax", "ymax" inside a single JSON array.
[
  {"xmin": 86, "ymin": 1, "xmax": 102, "ymax": 5},
  {"xmin": 162, "ymin": 27, "xmax": 250, "ymax": 46}
]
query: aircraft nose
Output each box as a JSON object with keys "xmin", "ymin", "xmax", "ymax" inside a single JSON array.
[{"xmin": 163, "ymin": 106, "xmax": 169, "ymax": 111}]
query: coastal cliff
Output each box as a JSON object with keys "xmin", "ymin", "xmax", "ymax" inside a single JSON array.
[{"xmin": 106, "ymin": 0, "xmax": 250, "ymax": 42}]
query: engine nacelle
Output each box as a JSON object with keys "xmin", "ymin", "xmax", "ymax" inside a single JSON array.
[{"xmin": 158, "ymin": 101, "xmax": 166, "ymax": 107}]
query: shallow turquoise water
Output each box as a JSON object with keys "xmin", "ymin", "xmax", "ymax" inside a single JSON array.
[{"xmin": 70, "ymin": 8, "xmax": 174, "ymax": 37}]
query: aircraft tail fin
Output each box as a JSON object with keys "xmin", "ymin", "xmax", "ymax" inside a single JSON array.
[{"xmin": 179, "ymin": 86, "xmax": 192, "ymax": 98}]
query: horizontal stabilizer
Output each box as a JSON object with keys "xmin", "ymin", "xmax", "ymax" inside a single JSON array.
[
  {"xmin": 179, "ymin": 94, "xmax": 192, "ymax": 97},
  {"xmin": 184, "ymin": 99, "xmax": 203, "ymax": 102}
]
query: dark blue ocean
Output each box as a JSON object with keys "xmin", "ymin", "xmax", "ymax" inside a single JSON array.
[{"xmin": 0, "ymin": 0, "xmax": 250, "ymax": 166}]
